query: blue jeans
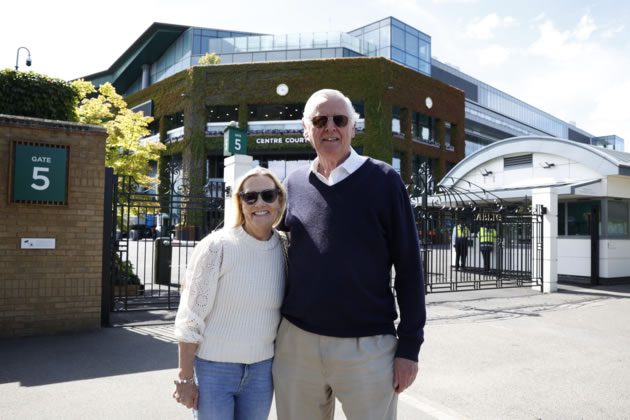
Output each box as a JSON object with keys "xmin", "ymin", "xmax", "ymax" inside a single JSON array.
[{"xmin": 194, "ymin": 357, "xmax": 273, "ymax": 420}]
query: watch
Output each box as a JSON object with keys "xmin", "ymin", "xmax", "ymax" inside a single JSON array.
[{"xmin": 276, "ymin": 83, "xmax": 289, "ymax": 96}]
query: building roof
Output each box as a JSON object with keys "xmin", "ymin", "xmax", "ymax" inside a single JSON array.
[{"xmin": 440, "ymin": 136, "xmax": 630, "ymax": 188}]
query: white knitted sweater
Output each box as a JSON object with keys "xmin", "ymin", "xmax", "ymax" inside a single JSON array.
[{"xmin": 174, "ymin": 226, "xmax": 285, "ymax": 364}]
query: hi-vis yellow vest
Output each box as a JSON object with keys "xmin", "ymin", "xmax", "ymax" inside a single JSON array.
[
  {"xmin": 479, "ymin": 227, "xmax": 497, "ymax": 243},
  {"xmin": 456, "ymin": 225, "xmax": 468, "ymax": 237}
]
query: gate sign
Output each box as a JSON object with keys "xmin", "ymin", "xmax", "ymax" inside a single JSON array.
[
  {"xmin": 223, "ymin": 126, "xmax": 247, "ymax": 156},
  {"xmin": 12, "ymin": 142, "xmax": 69, "ymax": 203}
]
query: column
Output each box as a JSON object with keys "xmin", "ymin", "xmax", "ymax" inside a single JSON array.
[
  {"xmin": 532, "ymin": 187, "xmax": 558, "ymax": 293},
  {"xmin": 223, "ymin": 154, "xmax": 253, "ymax": 227}
]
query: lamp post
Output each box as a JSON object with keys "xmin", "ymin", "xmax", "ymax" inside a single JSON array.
[{"xmin": 15, "ymin": 47, "xmax": 32, "ymax": 71}]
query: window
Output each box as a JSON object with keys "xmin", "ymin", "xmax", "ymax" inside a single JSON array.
[
  {"xmin": 607, "ymin": 201, "xmax": 629, "ymax": 236},
  {"xmin": 412, "ymin": 111, "xmax": 433, "ymax": 142},
  {"xmin": 444, "ymin": 122, "xmax": 453, "ymax": 148},
  {"xmin": 567, "ymin": 201, "xmax": 600, "ymax": 236},
  {"xmin": 558, "ymin": 202, "xmax": 565, "ymax": 235},
  {"xmin": 392, "ymin": 106, "xmax": 401, "ymax": 134},
  {"xmin": 392, "ymin": 152, "xmax": 401, "ymax": 174}
]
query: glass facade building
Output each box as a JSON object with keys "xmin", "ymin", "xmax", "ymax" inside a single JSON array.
[{"xmin": 87, "ymin": 16, "xmax": 624, "ymax": 167}]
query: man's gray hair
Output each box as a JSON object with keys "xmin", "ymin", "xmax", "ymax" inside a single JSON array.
[{"xmin": 302, "ymin": 89, "xmax": 360, "ymax": 126}]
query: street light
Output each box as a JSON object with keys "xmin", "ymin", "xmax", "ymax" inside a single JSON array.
[{"xmin": 15, "ymin": 47, "xmax": 32, "ymax": 71}]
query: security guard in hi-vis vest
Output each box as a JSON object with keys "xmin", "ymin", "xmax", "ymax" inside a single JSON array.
[
  {"xmin": 479, "ymin": 226, "xmax": 497, "ymax": 272},
  {"xmin": 452, "ymin": 218, "xmax": 469, "ymax": 270}
]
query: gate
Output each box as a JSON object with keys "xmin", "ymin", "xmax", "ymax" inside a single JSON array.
[
  {"xmin": 411, "ymin": 162, "xmax": 544, "ymax": 294},
  {"xmin": 418, "ymin": 206, "xmax": 543, "ymax": 293},
  {"xmin": 102, "ymin": 162, "xmax": 225, "ymax": 316}
]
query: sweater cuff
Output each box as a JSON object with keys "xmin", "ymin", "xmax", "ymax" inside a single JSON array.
[{"xmin": 394, "ymin": 337, "xmax": 422, "ymax": 362}]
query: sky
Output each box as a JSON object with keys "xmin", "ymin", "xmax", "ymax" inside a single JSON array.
[{"xmin": 2, "ymin": 0, "xmax": 629, "ymax": 144}]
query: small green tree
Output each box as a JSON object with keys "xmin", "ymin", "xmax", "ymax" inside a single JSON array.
[
  {"xmin": 72, "ymin": 80, "xmax": 165, "ymax": 188},
  {"xmin": 198, "ymin": 52, "xmax": 221, "ymax": 65}
]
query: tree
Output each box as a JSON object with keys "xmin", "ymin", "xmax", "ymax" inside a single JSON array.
[
  {"xmin": 198, "ymin": 52, "xmax": 221, "ymax": 65},
  {"xmin": 72, "ymin": 80, "xmax": 165, "ymax": 188}
]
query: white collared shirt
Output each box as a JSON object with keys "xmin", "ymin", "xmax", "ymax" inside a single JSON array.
[{"xmin": 309, "ymin": 148, "xmax": 367, "ymax": 186}]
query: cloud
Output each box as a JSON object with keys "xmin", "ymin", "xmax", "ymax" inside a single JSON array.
[
  {"xmin": 573, "ymin": 15, "xmax": 596, "ymax": 41},
  {"xmin": 601, "ymin": 25, "xmax": 625, "ymax": 40},
  {"xmin": 465, "ymin": 14, "xmax": 516, "ymax": 40},
  {"xmin": 475, "ymin": 45, "xmax": 511, "ymax": 66}
]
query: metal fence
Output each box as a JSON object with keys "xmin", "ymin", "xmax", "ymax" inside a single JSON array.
[
  {"xmin": 418, "ymin": 206, "xmax": 544, "ymax": 293},
  {"xmin": 102, "ymin": 164, "xmax": 225, "ymax": 315}
]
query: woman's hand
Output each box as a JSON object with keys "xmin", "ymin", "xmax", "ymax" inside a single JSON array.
[{"xmin": 173, "ymin": 382, "xmax": 198, "ymax": 409}]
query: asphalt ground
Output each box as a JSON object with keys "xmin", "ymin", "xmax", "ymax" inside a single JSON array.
[{"xmin": 1, "ymin": 283, "xmax": 629, "ymax": 419}]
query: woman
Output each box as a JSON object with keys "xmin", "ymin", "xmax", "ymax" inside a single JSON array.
[{"xmin": 172, "ymin": 166, "xmax": 286, "ymax": 420}]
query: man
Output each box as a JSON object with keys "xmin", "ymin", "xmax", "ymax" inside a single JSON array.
[
  {"xmin": 479, "ymin": 224, "xmax": 497, "ymax": 272},
  {"xmin": 452, "ymin": 218, "xmax": 469, "ymax": 270},
  {"xmin": 272, "ymin": 89, "xmax": 426, "ymax": 420}
]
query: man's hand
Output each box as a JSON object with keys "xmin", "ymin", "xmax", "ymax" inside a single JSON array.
[{"xmin": 393, "ymin": 357, "xmax": 418, "ymax": 394}]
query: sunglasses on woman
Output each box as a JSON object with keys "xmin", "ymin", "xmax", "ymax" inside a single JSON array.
[
  {"xmin": 239, "ymin": 188, "xmax": 281, "ymax": 205},
  {"xmin": 311, "ymin": 115, "xmax": 349, "ymax": 129}
]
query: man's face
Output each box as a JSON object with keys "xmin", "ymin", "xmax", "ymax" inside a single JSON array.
[{"xmin": 303, "ymin": 96, "xmax": 355, "ymax": 166}]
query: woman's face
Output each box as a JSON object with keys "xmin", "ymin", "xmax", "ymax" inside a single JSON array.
[{"xmin": 240, "ymin": 175, "xmax": 282, "ymax": 237}]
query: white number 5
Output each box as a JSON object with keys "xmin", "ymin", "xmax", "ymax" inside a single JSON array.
[{"xmin": 31, "ymin": 167, "xmax": 50, "ymax": 191}]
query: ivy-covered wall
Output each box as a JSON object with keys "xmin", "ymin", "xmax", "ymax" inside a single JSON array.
[{"xmin": 125, "ymin": 57, "xmax": 465, "ymax": 190}]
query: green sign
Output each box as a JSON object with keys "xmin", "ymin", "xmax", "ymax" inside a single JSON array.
[
  {"xmin": 12, "ymin": 143, "xmax": 69, "ymax": 203},
  {"xmin": 223, "ymin": 126, "xmax": 247, "ymax": 156}
]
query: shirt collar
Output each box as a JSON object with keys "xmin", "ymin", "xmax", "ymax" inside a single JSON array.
[{"xmin": 309, "ymin": 147, "xmax": 367, "ymax": 178}]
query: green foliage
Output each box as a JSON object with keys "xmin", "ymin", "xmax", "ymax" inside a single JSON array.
[
  {"xmin": 198, "ymin": 52, "xmax": 221, "ymax": 65},
  {"xmin": 114, "ymin": 254, "xmax": 141, "ymax": 285},
  {"xmin": 0, "ymin": 69, "xmax": 79, "ymax": 121},
  {"xmin": 73, "ymin": 80, "xmax": 166, "ymax": 188}
]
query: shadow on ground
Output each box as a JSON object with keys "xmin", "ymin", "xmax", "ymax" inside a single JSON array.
[{"xmin": 0, "ymin": 325, "xmax": 177, "ymax": 387}]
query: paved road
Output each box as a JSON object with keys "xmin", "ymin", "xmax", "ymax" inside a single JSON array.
[{"xmin": 1, "ymin": 283, "xmax": 629, "ymax": 419}]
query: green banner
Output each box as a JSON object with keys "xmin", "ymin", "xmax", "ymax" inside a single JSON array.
[{"xmin": 13, "ymin": 143, "xmax": 68, "ymax": 203}]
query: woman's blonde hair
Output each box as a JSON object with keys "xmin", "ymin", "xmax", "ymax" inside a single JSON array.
[{"xmin": 232, "ymin": 166, "xmax": 286, "ymax": 228}]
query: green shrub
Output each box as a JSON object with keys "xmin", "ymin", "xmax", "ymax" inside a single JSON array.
[
  {"xmin": 114, "ymin": 253, "xmax": 141, "ymax": 286},
  {"xmin": 0, "ymin": 69, "xmax": 79, "ymax": 121}
]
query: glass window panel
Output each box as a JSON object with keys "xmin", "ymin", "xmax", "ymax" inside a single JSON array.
[
  {"xmin": 234, "ymin": 37, "xmax": 247, "ymax": 52},
  {"xmin": 260, "ymin": 35, "xmax": 273, "ymax": 50},
  {"xmin": 301, "ymin": 49, "xmax": 321, "ymax": 59},
  {"xmin": 321, "ymin": 48, "xmax": 336, "ymax": 58},
  {"xmin": 391, "ymin": 47, "xmax": 404, "ymax": 63},
  {"xmin": 248, "ymin": 36, "xmax": 260, "ymax": 51},
  {"xmin": 607, "ymin": 201, "xmax": 629, "ymax": 236},
  {"xmin": 328, "ymin": 32, "xmax": 340, "ymax": 47},
  {"xmin": 391, "ymin": 18, "xmax": 405, "ymax": 29},
  {"xmin": 418, "ymin": 41, "xmax": 429, "ymax": 60},
  {"xmin": 364, "ymin": 22, "xmax": 380, "ymax": 32},
  {"xmin": 222, "ymin": 39, "xmax": 235, "ymax": 54},
  {"xmin": 314, "ymin": 32, "xmax": 327, "ymax": 48},
  {"xmin": 218, "ymin": 31, "xmax": 231, "ymax": 38},
  {"xmin": 287, "ymin": 50, "xmax": 300, "ymax": 60},
  {"xmin": 558, "ymin": 203, "xmax": 566, "ymax": 235},
  {"xmin": 365, "ymin": 29, "xmax": 380, "ymax": 47},
  {"xmin": 392, "ymin": 155, "xmax": 401, "ymax": 174},
  {"xmin": 300, "ymin": 33, "xmax": 314, "ymax": 49},
  {"xmin": 193, "ymin": 36, "xmax": 201, "ymax": 55},
  {"xmin": 392, "ymin": 26, "xmax": 405, "ymax": 49},
  {"xmin": 405, "ymin": 54, "xmax": 419, "ymax": 69},
  {"xmin": 266, "ymin": 51, "xmax": 286, "ymax": 61},
  {"xmin": 405, "ymin": 33, "xmax": 418, "ymax": 54},
  {"xmin": 567, "ymin": 201, "xmax": 601, "ymax": 236},
  {"xmin": 252, "ymin": 52, "xmax": 266, "ymax": 62},
  {"xmin": 380, "ymin": 25, "xmax": 390, "ymax": 48},
  {"xmin": 202, "ymin": 29, "xmax": 214, "ymax": 37},
  {"xmin": 392, "ymin": 118, "xmax": 401, "ymax": 134},
  {"xmin": 379, "ymin": 46, "xmax": 391, "ymax": 59},
  {"xmin": 274, "ymin": 34, "xmax": 287, "ymax": 49},
  {"xmin": 232, "ymin": 53, "xmax": 252, "ymax": 63},
  {"xmin": 287, "ymin": 34, "xmax": 300, "ymax": 49}
]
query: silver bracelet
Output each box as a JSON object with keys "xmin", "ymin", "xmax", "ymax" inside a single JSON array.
[{"xmin": 174, "ymin": 378, "xmax": 195, "ymax": 385}]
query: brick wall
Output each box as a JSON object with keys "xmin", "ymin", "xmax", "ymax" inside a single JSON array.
[{"xmin": 0, "ymin": 115, "xmax": 107, "ymax": 336}]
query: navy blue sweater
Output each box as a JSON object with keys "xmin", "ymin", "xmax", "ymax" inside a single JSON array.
[{"xmin": 282, "ymin": 158, "xmax": 426, "ymax": 361}]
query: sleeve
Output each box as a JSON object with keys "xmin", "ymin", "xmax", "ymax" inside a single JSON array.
[
  {"xmin": 173, "ymin": 234, "xmax": 224, "ymax": 344},
  {"xmin": 386, "ymin": 171, "xmax": 426, "ymax": 361}
]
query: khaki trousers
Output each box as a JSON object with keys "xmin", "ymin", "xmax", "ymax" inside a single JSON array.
[{"xmin": 272, "ymin": 318, "xmax": 398, "ymax": 420}]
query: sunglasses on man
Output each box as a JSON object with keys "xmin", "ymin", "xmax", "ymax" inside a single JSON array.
[
  {"xmin": 239, "ymin": 188, "xmax": 281, "ymax": 205},
  {"xmin": 311, "ymin": 115, "xmax": 349, "ymax": 129}
]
